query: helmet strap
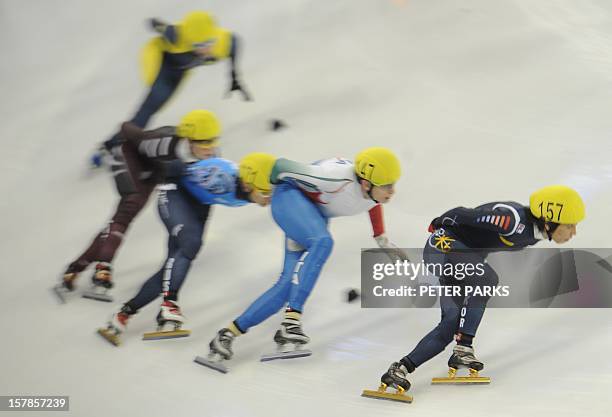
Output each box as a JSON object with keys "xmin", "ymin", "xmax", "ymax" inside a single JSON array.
[
  {"xmin": 544, "ymin": 222, "xmax": 560, "ymax": 241},
  {"xmin": 234, "ymin": 177, "xmax": 251, "ymax": 201},
  {"xmin": 357, "ymin": 175, "xmax": 379, "ymax": 203}
]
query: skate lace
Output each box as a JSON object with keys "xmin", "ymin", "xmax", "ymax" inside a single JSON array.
[
  {"xmin": 392, "ymin": 363, "xmax": 407, "ymax": 377},
  {"xmin": 219, "ymin": 331, "xmax": 234, "ymax": 347}
]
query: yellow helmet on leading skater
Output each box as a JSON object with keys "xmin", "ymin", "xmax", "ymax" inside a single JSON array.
[
  {"xmin": 179, "ymin": 11, "xmax": 217, "ymax": 46},
  {"xmin": 176, "ymin": 109, "xmax": 221, "ymax": 146},
  {"xmin": 529, "ymin": 185, "xmax": 585, "ymax": 224},
  {"xmin": 239, "ymin": 153, "xmax": 276, "ymax": 193},
  {"xmin": 354, "ymin": 147, "xmax": 401, "ymax": 186}
]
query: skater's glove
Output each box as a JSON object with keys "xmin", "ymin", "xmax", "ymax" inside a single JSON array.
[
  {"xmin": 149, "ymin": 18, "xmax": 167, "ymax": 33},
  {"xmin": 226, "ymin": 74, "xmax": 252, "ymax": 101},
  {"xmin": 374, "ymin": 234, "xmax": 410, "ymax": 262}
]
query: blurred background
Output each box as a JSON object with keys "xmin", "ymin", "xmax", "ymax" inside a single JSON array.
[{"xmin": 1, "ymin": 0, "xmax": 611, "ymax": 416}]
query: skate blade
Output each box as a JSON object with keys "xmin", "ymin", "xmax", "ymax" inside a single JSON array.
[
  {"xmin": 142, "ymin": 329, "xmax": 191, "ymax": 340},
  {"xmin": 97, "ymin": 328, "xmax": 121, "ymax": 346},
  {"xmin": 82, "ymin": 290, "xmax": 113, "ymax": 303},
  {"xmin": 194, "ymin": 356, "xmax": 228, "ymax": 374},
  {"xmin": 431, "ymin": 376, "xmax": 490, "ymax": 384},
  {"xmin": 361, "ymin": 389, "xmax": 413, "ymax": 403},
  {"xmin": 51, "ymin": 285, "xmax": 69, "ymax": 304},
  {"xmin": 260, "ymin": 349, "xmax": 312, "ymax": 362}
]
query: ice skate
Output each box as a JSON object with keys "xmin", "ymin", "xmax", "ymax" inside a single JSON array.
[
  {"xmin": 142, "ymin": 300, "xmax": 190, "ymax": 340},
  {"xmin": 97, "ymin": 306, "xmax": 133, "ymax": 346},
  {"xmin": 194, "ymin": 328, "xmax": 236, "ymax": 374},
  {"xmin": 432, "ymin": 345, "xmax": 490, "ymax": 384},
  {"xmin": 260, "ymin": 318, "xmax": 312, "ymax": 362},
  {"xmin": 82, "ymin": 262, "xmax": 114, "ymax": 303},
  {"xmin": 52, "ymin": 271, "xmax": 79, "ymax": 304},
  {"xmin": 362, "ymin": 362, "xmax": 413, "ymax": 403}
]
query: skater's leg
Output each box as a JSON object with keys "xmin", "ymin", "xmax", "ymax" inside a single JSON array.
[
  {"xmin": 270, "ymin": 184, "xmax": 333, "ymax": 313},
  {"xmin": 233, "ymin": 240, "xmax": 303, "ymax": 332},
  {"xmin": 103, "ymin": 63, "xmax": 184, "ymax": 149},
  {"xmin": 400, "ymin": 239, "xmax": 466, "ymax": 368},
  {"xmin": 97, "ymin": 186, "xmax": 154, "ymax": 263},
  {"xmin": 157, "ymin": 188, "xmax": 210, "ymax": 302},
  {"xmin": 402, "ymin": 292, "xmax": 461, "ymax": 368},
  {"xmin": 124, "ymin": 269, "xmax": 164, "ymax": 311},
  {"xmin": 131, "ymin": 70, "xmax": 184, "ymax": 128},
  {"xmin": 456, "ymin": 262, "xmax": 499, "ymax": 339},
  {"xmin": 65, "ymin": 179, "xmax": 154, "ymax": 271}
]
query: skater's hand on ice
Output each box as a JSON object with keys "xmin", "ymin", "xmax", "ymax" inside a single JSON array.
[
  {"xmin": 374, "ymin": 234, "xmax": 410, "ymax": 262},
  {"xmin": 226, "ymin": 76, "xmax": 252, "ymax": 101}
]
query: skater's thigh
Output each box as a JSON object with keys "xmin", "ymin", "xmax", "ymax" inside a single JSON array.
[
  {"xmin": 271, "ymin": 185, "xmax": 329, "ymax": 248},
  {"xmin": 158, "ymin": 188, "xmax": 206, "ymax": 235}
]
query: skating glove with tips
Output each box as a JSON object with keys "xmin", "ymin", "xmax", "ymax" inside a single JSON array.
[
  {"xmin": 226, "ymin": 71, "xmax": 252, "ymax": 101},
  {"xmin": 375, "ymin": 234, "xmax": 410, "ymax": 262}
]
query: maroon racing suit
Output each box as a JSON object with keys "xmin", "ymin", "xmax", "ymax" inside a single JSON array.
[{"xmin": 65, "ymin": 122, "xmax": 188, "ymax": 276}]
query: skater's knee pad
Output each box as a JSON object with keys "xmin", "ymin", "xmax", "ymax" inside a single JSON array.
[{"xmin": 177, "ymin": 232, "xmax": 203, "ymax": 260}]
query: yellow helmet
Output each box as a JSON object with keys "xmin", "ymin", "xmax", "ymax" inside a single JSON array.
[
  {"xmin": 354, "ymin": 147, "xmax": 401, "ymax": 186},
  {"xmin": 180, "ymin": 11, "xmax": 216, "ymax": 46},
  {"xmin": 529, "ymin": 185, "xmax": 585, "ymax": 224},
  {"xmin": 176, "ymin": 110, "xmax": 221, "ymax": 147},
  {"xmin": 239, "ymin": 153, "xmax": 276, "ymax": 193}
]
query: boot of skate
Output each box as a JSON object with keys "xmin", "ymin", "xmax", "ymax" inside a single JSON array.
[{"xmin": 448, "ymin": 344, "xmax": 484, "ymax": 371}]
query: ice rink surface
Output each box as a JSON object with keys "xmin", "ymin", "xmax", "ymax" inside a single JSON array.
[{"xmin": 1, "ymin": 0, "xmax": 612, "ymax": 416}]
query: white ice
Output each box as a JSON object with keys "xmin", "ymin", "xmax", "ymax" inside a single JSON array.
[{"xmin": 1, "ymin": 0, "xmax": 612, "ymax": 416}]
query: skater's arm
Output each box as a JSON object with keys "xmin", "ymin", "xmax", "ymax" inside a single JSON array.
[
  {"xmin": 228, "ymin": 33, "xmax": 239, "ymax": 80},
  {"xmin": 369, "ymin": 205, "xmax": 409, "ymax": 260},
  {"xmin": 120, "ymin": 122, "xmax": 188, "ymax": 177},
  {"xmin": 368, "ymin": 205, "xmax": 385, "ymax": 237},
  {"xmin": 430, "ymin": 206, "xmax": 518, "ymax": 234}
]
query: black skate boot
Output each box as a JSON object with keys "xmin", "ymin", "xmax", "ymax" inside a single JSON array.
[
  {"xmin": 82, "ymin": 262, "xmax": 114, "ymax": 302},
  {"xmin": 381, "ymin": 362, "xmax": 412, "ymax": 391},
  {"xmin": 448, "ymin": 344, "xmax": 484, "ymax": 371},
  {"xmin": 362, "ymin": 362, "xmax": 413, "ymax": 403},
  {"xmin": 261, "ymin": 318, "xmax": 312, "ymax": 362},
  {"xmin": 432, "ymin": 345, "xmax": 490, "ymax": 384}
]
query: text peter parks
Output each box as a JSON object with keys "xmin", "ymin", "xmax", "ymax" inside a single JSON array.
[{"xmin": 360, "ymin": 248, "xmax": 612, "ymax": 308}]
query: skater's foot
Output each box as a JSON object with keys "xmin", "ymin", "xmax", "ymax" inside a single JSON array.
[
  {"xmin": 156, "ymin": 300, "xmax": 184, "ymax": 329},
  {"xmin": 105, "ymin": 304, "xmax": 135, "ymax": 334},
  {"xmin": 209, "ymin": 328, "xmax": 237, "ymax": 360},
  {"xmin": 448, "ymin": 344, "xmax": 484, "ymax": 371},
  {"xmin": 274, "ymin": 313, "xmax": 310, "ymax": 346},
  {"xmin": 381, "ymin": 362, "xmax": 411, "ymax": 391}
]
